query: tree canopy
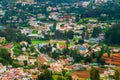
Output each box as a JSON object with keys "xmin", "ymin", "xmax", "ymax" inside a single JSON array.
[
  {"xmin": 90, "ymin": 67, "xmax": 100, "ymax": 80},
  {"xmin": 0, "ymin": 48, "xmax": 12, "ymax": 65},
  {"xmin": 38, "ymin": 69, "xmax": 53, "ymax": 80},
  {"xmin": 105, "ymin": 23, "xmax": 120, "ymax": 45},
  {"xmin": 0, "ymin": 28, "xmax": 31, "ymax": 44}
]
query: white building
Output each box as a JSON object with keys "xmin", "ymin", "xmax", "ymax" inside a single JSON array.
[{"xmin": 0, "ymin": 63, "xmax": 6, "ymax": 74}]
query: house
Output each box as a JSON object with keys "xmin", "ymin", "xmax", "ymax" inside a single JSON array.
[
  {"xmin": 0, "ymin": 67, "xmax": 33, "ymax": 79},
  {"xmin": 63, "ymin": 15, "xmax": 72, "ymax": 19},
  {"xmin": 103, "ymin": 53, "xmax": 120, "ymax": 65},
  {"xmin": 2, "ymin": 44, "xmax": 14, "ymax": 49},
  {"xmin": 28, "ymin": 34, "xmax": 41, "ymax": 39},
  {"xmin": 17, "ymin": 61, "xmax": 25, "ymax": 66},
  {"xmin": 0, "ymin": 37, "xmax": 5, "ymax": 43},
  {"xmin": 50, "ymin": 62, "xmax": 63, "ymax": 72},
  {"xmin": 98, "ymin": 33, "xmax": 104, "ymax": 40},
  {"xmin": 71, "ymin": 71, "xmax": 90, "ymax": 80},
  {"xmin": 67, "ymin": 56, "xmax": 74, "ymax": 62},
  {"xmin": 28, "ymin": 59, "xmax": 36, "ymax": 65},
  {"xmin": 0, "ymin": 63, "xmax": 6, "ymax": 74},
  {"xmin": 0, "ymin": 9, "xmax": 5, "ymax": 16},
  {"xmin": 37, "ymin": 14, "xmax": 46, "ymax": 18},
  {"xmin": 38, "ymin": 54, "xmax": 47, "ymax": 64},
  {"xmin": 112, "ymin": 48, "xmax": 120, "ymax": 53},
  {"xmin": 21, "ymin": 28, "xmax": 32, "ymax": 35},
  {"xmin": 20, "ymin": 41, "xmax": 28, "ymax": 46},
  {"xmin": 31, "ymin": 75, "xmax": 38, "ymax": 80},
  {"xmin": 59, "ymin": 59, "xmax": 69, "ymax": 65},
  {"xmin": 64, "ymin": 66, "xmax": 73, "ymax": 71},
  {"xmin": 76, "ymin": 45, "xmax": 88, "ymax": 55},
  {"xmin": 82, "ymin": 2, "xmax": 90, "ymax": 7},
  {"xmin": 16, "ymin": 55, "xmax": 28, "ymax": 61},
  {"xmin": 73, "ymin": 64, "xmax": 83, "ymax": 70}
]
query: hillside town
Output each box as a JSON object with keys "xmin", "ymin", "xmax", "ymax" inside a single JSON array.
[{"xmin": 0, "ymin": 0, "xmax": 120, "ymax": 80}]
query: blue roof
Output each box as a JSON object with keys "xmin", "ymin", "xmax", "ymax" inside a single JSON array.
[{"xmin": 78, "ymin": 46, "xmax": 86, "ymax": 50}]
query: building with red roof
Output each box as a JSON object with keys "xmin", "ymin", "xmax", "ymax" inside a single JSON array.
[{"xmin": 38, "ymin": 54, "xmax": 47, "ymax": 64}]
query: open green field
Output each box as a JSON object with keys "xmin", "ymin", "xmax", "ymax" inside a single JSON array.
[
  {"xmin": 66, "ymin": 70, "xmax": 74, "ymax": 76},
  {"xmin": 52, "ymin": 75, "xmax": 67, "ymax": 80},
  {"xmin": 32, "ymin": 40, "xmax": 66, "ymax": 45},
  {"xmin": 32, "ymin": 40, "xmax": 73, "ymax": 47},
  {"xmin": 32, "ymin": 40, "xmax": 49, "ymax": 45}
]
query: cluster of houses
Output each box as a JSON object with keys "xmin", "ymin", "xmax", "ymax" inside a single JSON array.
[
  {"xmin": 0, "ymin": 66, "xmax": 38, "ymax": 80},
  {"xmin": 0, "ymin": 0, "xmax": 119, "ymax": 80},
  {"xmin": 0, "ymin": 40, "xmax": 39, "ymax": 79},
  {"xmin": 20, "ymin": 20, "xmax": 108, "ymax": 42}
]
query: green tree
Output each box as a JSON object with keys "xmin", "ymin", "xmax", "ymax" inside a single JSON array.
[
  {"xmin": 84, "ymin": 55, "xmax": 92, "ymax": 64},
  {"xmin": 107, "ymin": 47, "xmax": 111, "ymax": 58},
  {"xmin": 66, "ymin": 30, "xmax": 74, "ymax": 39},
  {"xmin": 38, "ymin": 69, "xmax": 53, "ymax": 80},
  {"xmin": 30, "ymin": 46, "xmax": 35, "ymax": 53},
  {"xmin": 92, "ymin": 27, "xmax": 102, "ymax": 38},
  {"xmin": 62, "ymin": 69, "xmax": 66, "ymax": 76},
  {"xmin": 13, "ymin": 43, "xmax": 22, "ymax": 57},
  {"xmin": 81, "ymin": 27, "xmax": 86, "ymax": 39},
  {"xmin": 51, "ymin": 51, "xmax": 58, "ymax": 60},
  {"xmin": 75, "ymin": 15, "xmax": 80, "ymax": 22},
  {"xmin": 38, "ymin": 73, "xmax": 45, "ymax": 80},
  {"xmin": 57, "ymin": 76, "xmax": 65, "ymax": 80},
  {"xmin": 105, "ymin": 23, "xmax": 120, "ymax": 45},
  {"xmin": 0, "ymin": 48, "xmax": 12, "ymax": 65},
  {"xmin": 51, "ymin": 22, "xmax": 57, "ymax": 32},
  {"xmin": 96, "ymin": 45, "xmax": 105, "ymax": 64},
  {"xmin": 0, "ymin": 28, "xmax": 31, "ymax": 44},
  {"xmin": 72, "ymin": 49, "xmax": 83, "ymax": 63},
  {"xmin": 99, "ymin": 58, "xmax": 105, "ymax": 65},
  {"xmin": 1, "ymin": 38, "xmax": 7, "ymax": 45},
  {"xmin": 67, "ymin": 75, "xmax": 72, "ymax": 80},
  {"xmin": 90, "ymin": 67, "xmax": 100, "ymax": 80},
  {"xmin": 24, "ymin": 60, "xmax": 27, "ymax": 66},
  {"xmin": 114, "ymin": 69, "xmax": 120, "ymax": 80},
  {"xmin": 78, "ymin": 39, "xmax": 84, "ymax": 44}
]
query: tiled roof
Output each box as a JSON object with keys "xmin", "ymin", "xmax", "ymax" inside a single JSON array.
[
  {"xmin": 31, "ymin": 75, "xmax": 38, "ymax": 79},
  {"xmin": 103, "ymin": 53, "xmax": 120, "ymax": 65},
  {"xmin": 38, "ymin": 55, "xmax": 47, "ymax": 64},
  {"xmin": 71, "ymin": 71, "xmax": 90, "ymax": 79},
  {"xmin": 2, "ymin": 44, "xmax": 13, "ymax": 49}
]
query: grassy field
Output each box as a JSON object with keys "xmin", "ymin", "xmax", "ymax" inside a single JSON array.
[
  {"xmin": 32, "ymin": 40, "xmax": 49, "ymax": 45},
  {"xmin": 52, "ymin": 75, "xmax": 67, "ymax": 80},
  {"xmin": 32, "ymin": 40, "xmax": 73, "ymax": 47},
  {"xmin": 32, "ymin": 40, "xmax": 66, "ymax": 45}
]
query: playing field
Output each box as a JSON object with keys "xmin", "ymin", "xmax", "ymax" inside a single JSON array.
[
  {"xmin": 32, "ymin": 40, "xmax": 72, "ymax": 47},
  {"xmin": 32, "ymin": 40, "xmax": 49, "ymax": 45}
]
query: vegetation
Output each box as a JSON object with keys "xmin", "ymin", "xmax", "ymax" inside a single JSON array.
[
  {"xmin": 105, "ymin": 23, "xmax": 120, "ymax": 45},
  {"xmin": 0, "ymin": 28, "xmax": 31, "ymax": 44},
  {"xmin": 13, "ymin": 43, "xmax": 22, "ymax": 57},
  {"xmin": 32, "ymin": 40, "xmax": 48, "ymax": 45},
  {"xmin": 0, "ymin": 48, "xmax": 12, "ymax": 65},
  {"xmin": 38, "ymin": 69, "xmax": 53, "ymax": 80},
  {"xmin": 113, "ymin": 69, "xmax": 120, "ymax": 80},
  {"xmin": 53, "ymin": 30, "xmax": 74, "ymax": 40},
  {"xmin": 90, "ymin": 67, "xmax": 100, "ymax": 80},
  {"xmin": 0, "ymin": 0, "xmax": 120, "ymax": 80},
  {"xmin": 92, "ymin": 27, "xmax": 102, "ymax": 38}
]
